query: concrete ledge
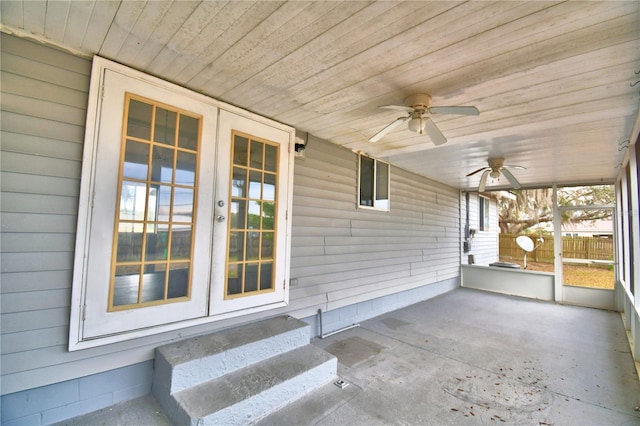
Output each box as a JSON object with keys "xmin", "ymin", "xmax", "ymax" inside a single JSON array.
[{"xmin": 462, "ymin": 264, "xmax": 554, "ymax": 301}]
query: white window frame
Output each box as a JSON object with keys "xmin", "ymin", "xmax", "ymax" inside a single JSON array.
[{"xmin": 358, "ymin": 153, "xmax": 390, "ymax": 211}]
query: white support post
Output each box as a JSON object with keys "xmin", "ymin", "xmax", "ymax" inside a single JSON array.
[{"xmin": 552, "ymin": 184, "xmax": 563, "ymax": 303}]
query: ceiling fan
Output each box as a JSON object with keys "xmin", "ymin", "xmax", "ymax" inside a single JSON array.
[
  {"xmin": 467, "ymin": 157, "xmax": 525, "ymax": 192},
  {"xmin": 368, "ymin": 93, "xmax": 479, "ymax": 145}
]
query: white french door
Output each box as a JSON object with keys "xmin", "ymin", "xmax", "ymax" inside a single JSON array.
[
  {"xmin": 80, "ymin": 68, "xmax": 218, "ymax": 338},
  {"xmin": 71, "ymin": 57, "xmax": 293, "ymax": 346},
  {"xmin": 210, "ymin": 110, "xmax": 291, "ymax": 316}
]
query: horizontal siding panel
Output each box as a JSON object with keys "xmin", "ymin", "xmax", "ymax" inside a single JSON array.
[
  {"xmin": 0, "ymin": 131, "xmax": 83, "ymax": 160},
  {"xmin": 1, "ymin": 326, "xmax": 68, "ymax": 354},
  {"xmin": 294, "ymin": 261, "xmax": 410, "ymax": 288},
  {"xmin": 1, "ymin": 111, "xmax": 85, "ymax": 143},
  {"xmin": 1, "ymin": 289, "xmax": 71, "ymax": 314},
  {"xmin": 292, "ymin": 197, "xmax": 356, "ymax": 215},
  {"xmin": 294, "ymin": 160, "xmax": 355, "ymax": 186},
  {"xmin": 1, "ymin": 65, "xmax": 88, "ymax": 106},
  {"xmin": 1, "ymin": 233, "xmax": 75, "ymax": 253},
  {"xmin": 1, "ymin": 308, "xmax": 69, "ymax": 334},
  {"xmin": 1, "ymin": 33, "xmax": 91, "ymax": 74},
  {"xmin": 327, "ymin": 275, "xmax": 437, "ymax": 311},
  {"xmin": 1, "ymin": 192, "xmax": 79, "ymax": 214},
  {"xmin": 1, "ymin": 92, "xmax": 87, "ymax": 126},
  {"xmin": 291, "ymin": 236, "xmax": 325, "ymax": 247},
  {"xmin": 1, "ymin": 172, "xmax": 80, "ymax": 197},
  {"xmin": 1, "ymin": 252, "xmax": 73, "ymax": 273},
  {"xmin": 1, "ymin": 212, "xmax": 77, "ymax": 233},
  {"xmin": 1, "ymin": 51, "xmax": 91, "ymax": 92},
  {"xmin": 293, "ymin": 175, "xmax": 355, "ymax": 201},
  {"xmin": 291, "ymin": 225, "xmax": 349, "ymax": 238},
  {"xmin": 1, "ymin": 270, "xmax": 72, "ymax": 293}
]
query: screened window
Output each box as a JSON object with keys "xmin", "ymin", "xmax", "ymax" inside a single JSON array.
[
  {"xmin": 359, "ymin": 154, "xmax": 390, "ymax": 210},
  {"xmin": 479, "ymin": 196, "xmax": 490, "ymax": 231}
]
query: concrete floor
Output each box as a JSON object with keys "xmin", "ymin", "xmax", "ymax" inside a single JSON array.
[{"xmin": 58, "ymin": 288, "xmax": 640, "ymax": 425}]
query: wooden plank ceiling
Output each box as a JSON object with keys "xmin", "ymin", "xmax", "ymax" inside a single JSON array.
[{"xmin": 2, "ymin": 1, "xmax": 639, "ymax": 191}]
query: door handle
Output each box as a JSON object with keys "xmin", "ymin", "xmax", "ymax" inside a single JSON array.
[{"xmin": 216, "ymin": 215, "xmax": 226, "ymax": 223}]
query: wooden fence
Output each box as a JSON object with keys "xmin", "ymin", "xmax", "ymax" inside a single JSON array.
[{"xmin": 499, "ymin": 234, "xmax": 614, "ymax": 263}]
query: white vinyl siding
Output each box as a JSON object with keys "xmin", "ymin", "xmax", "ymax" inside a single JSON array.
[
  {"xmin": 460, "ymin": 192, "xmax": 499, "ymax": 266},
  {"xmin": 1, "ymin": 33, "xmax": 461, "ymax": 396},
  {"xmin": 288, "ymin": 136, "xmax": 460, "ymax": 316}
]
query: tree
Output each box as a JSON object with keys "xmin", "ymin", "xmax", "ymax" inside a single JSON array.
[{"xmin": 498, "ymin": 185, "xmax": 614, "ymax": 234}]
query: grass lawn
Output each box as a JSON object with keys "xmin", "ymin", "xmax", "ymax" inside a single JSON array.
[{"xmin": 499, "ymin": 258, "xmax": 614, "ymax": 289}]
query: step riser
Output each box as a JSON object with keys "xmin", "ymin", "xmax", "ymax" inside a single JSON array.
[
  {"xmin": 152, "ymin": 317, "xmax": 337, "ymax": 425},
  {"xmin": 153, "ymin": 317, "xmax": 311, "ymax": 394},
  {"xmin": 185, "ymin": 357, "xmax": 337, "ymax": 426}
]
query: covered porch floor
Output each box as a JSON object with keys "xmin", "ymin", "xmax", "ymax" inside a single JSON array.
[{"xmin": 57, "ymin": 288, "xmax": 640, "ymax": 425}]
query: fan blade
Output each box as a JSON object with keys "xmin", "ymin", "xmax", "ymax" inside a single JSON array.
[
  {"xmin": 380, "ymin": 105, "xmax": 414, "ymax": 113},
  {"xmin": 466, "ymin": 167, "xmax": 489, "ymax": 177},
  {"xmin": 501, "ymin": 168, "xmax": 521, "ymax": 189},
  {"xmin": 429, "ymin": 106, "xmax": 479, "ymax": 116},
  {"xmin": 423, "ymin": 118, "xmax": 447, "ymax": 145},
  {"xmin": 478, "ymin": 170, "xmax": 490, "ymax": 192},
  {"xmin": 503, "ymin": 165, "xmax": 526, "ymax": 170},
  {"xmin": 368, "ymin": 116, "xmax": 409, "ymax": 143}
]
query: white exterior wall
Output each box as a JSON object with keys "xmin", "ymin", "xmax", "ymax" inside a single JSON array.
[
  {"xmin": 460, "ymin": 192, "xmax": 499, "ymax": 266},
  {"xmin": 0, "ymin": 33, "xmax": 461, "ymax": 402}
]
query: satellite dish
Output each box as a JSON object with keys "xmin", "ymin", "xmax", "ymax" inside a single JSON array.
[
  {"xmin": 516, "ymin": 236, "xmax": 534, "ymax": 252},
  {"xmin": 516, "ymin": 236, "xmax": 535, "ymax": 269}
]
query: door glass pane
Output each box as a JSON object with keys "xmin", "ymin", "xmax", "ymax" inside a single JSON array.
[
  {"xmin": 178, "ymin": 115, "xmax": 199, "ymax": 150},
  {"xmin": 168, "ymin": 263, "xmax": 189, "ymax": 298},
  {"xmin": 226, "ymin": 132, "xmax": 279, "ymax": 299},
  {"xmin": 233, "ymin": 136, "xmax": 248, "ymax": 166},
  {"xmin": 176, "ymin": 151, "xmax": 196, "ymax": 185},
  {"xmin": 260, "ymin": 262, "xmax": 273, "ymax": 290},
  {"xmin": 123, "ymin": 140, "xmax": 149, "ymax": 180},
  {"xmin": 230, "ymin": 200, "xmax": 246, "ymax": 229},
  {"xmin": 146, "ymin": 231, "xmax": 168, "ymax": 261},
  {"xmin": 154, "ymin": 107, "xmax": 177, "ymax": 145},
  {"xmin": 119, "ymin": 181, "xmax": 147, "ymax": 221},
  {"xmin": 172, "ymin": 187, "xmax": 194, "ymax": 222},
  {"xmin": 141, "ymin": 264, "xmax": 166, "ymax": 302},
  {"xmin": 113, "ymin": 265, "xmax": 141, "ymax": 306},
  {"xmin": 127, "ymin": 100, "xmax": 152, "ymax": 140},
  {"xmin": 232, "ymin": 167, "xmax": 247, "ymax": 197},
  {"xmin": 116, "ymin": 226, "xmax": 142, "ymax": 262},
  {"xmin": 261, "ymin": 232, "xmax": 274, "ymax": 258},
  {"xmin": 227, "ymin": 264, "xmax": 243, "ymax": 295},
  {"xmin": 264, "ymin": 145, "xmax": 277, "ymax": 172},
  {"xmin": 171, "ymin": 226, "xmax": 192, "ymax": 260},
  {"xmin": 249, "ymin": 171, "xmax": 262, "ymax": 199},
  {"xmin": 264, "ymin": 173, "xmax": 276, "ymax": 201},
  {"xmin": 110, "ymin": 95, "xmax": 201, "ymax": 310},
  {"xmin": 250, "ymin": 141, "xmax": 264, "ymax": 169},
  {"xmin": 262, "ymin": 202, "xmax": 275, "ymax": 230},
  {"xmin": 245, "ymin": 263, "xmax": 259, "ymax": 292},
  {"xmin": 151, "ymin": 146, "xmax": 175, "ymax": 183}
]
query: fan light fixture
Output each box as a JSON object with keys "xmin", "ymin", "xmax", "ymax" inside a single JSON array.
[
  {"xmin": 368, "ymin": 93, "xmax": 479, "ymax": 145},
  {"xmin": 407, "ymin": 114, "xmax": 425, "ymax": 134}
]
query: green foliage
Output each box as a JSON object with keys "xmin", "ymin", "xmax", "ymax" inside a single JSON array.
[{"xmin": 498, "ymin": 185, "xmax": 614, "ymax": 234}]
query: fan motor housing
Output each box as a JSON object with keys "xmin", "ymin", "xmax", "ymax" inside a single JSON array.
[{"xmin": 405, "ymin": 93, "xmax": 432, "ymax": 109}]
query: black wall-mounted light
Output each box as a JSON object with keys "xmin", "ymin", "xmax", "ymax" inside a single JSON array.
[{"xmin": 294, "ymin": 131, "xmax": 308, "ymax": 158}]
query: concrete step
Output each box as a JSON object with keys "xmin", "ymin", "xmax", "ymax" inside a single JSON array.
[
  {"xmin": 153, "ymin": 316, "xmax": 310, "ymax": 395},
  {"xmin": 166, "ymin": 344, "xmax": 337, "ymax": 425}
]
